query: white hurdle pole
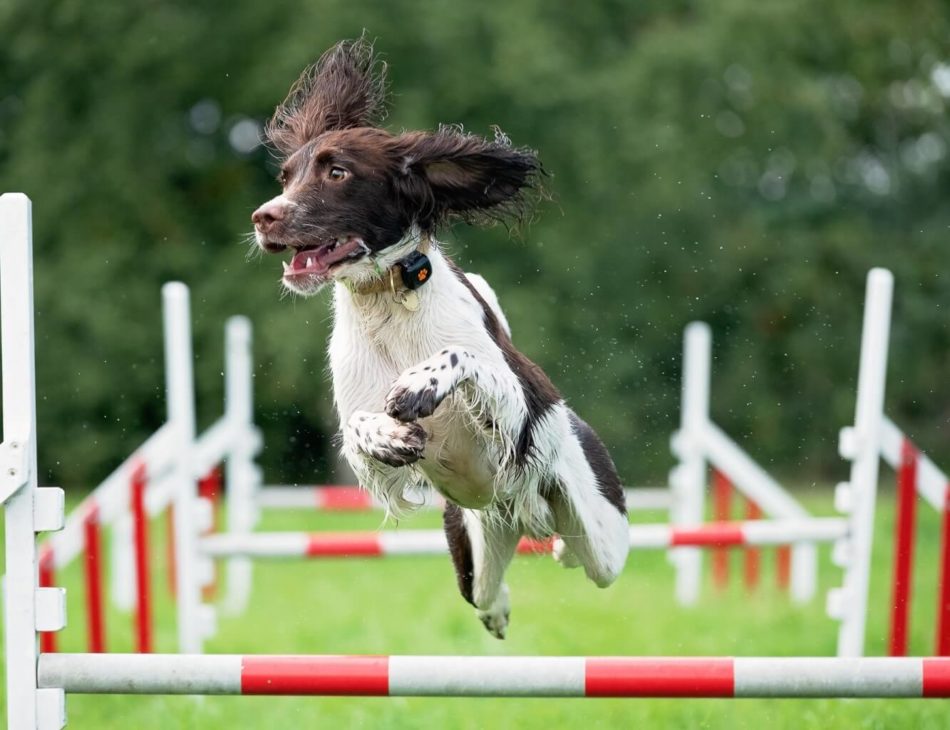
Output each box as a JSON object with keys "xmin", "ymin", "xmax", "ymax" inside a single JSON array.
[
  {"xmin": 222, "ymin": 316, "xmax": 262, "ymax": 615},
  {"xmin": 668, "ymin": 322, "xmax": 710, "ymax": 605},
  {"xmin": 258, "ymin": 484, "xmax": 671, "ymax": 512},
  {"xmin": 832, "ymin": 268, "xmax": 893, "ymax": 658},
  {"xmin": 36, "ymin": 653, "xmax": 950, "ymax": 698},
  {"xmin": 163, "ymin": 283, "xmax": 210, "ymax": 654},
  {"xmin": 110, "ymin": 515, "xmax": 136, "ymax": 610},
  {"xmin": 1, "ymin": 193, "xmax": 67, "ymax": 728},
  {"xmin": 199, "ymin": 518, "xmax": 848, "ymax": 559},
  {"xmin": 109, "ymin": 283, "xmax": 189, "ymax": 611}
]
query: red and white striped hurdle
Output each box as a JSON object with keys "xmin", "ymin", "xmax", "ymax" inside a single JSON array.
[
  {"xmin": 7, "ymin": 197, "xmax": 950, "ymax": 729},
  {"xmin": 831, "ymin": 269, "xmax": 950, "ymax": 658},
  {"xmin": 36, "ymin": 653, "xmax": 950, "ymax": 698},
  {"xmin": 670, "ymin": 322, "xmax": 820, "ymax": 608},
  {"xmin": 870, "ymin": 423, "xmax": 950, "ymax": 657},
  {"xmin": 198, "ymin": 518, "xmax": 849, "ymax": 559},
  {"xmin": 256, "ymin": 484, "xmax": 673, "ymax": 512},
  {"xmin": 711, "ymin": 469, "xmax": 792, "ymax": 593}
]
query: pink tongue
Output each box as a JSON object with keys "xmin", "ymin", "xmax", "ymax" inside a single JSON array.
[
  {"xmin": 290, "ymin": 247, "xmax": 329, "ymax": 273},
  {"xmin": 289, "ymin": 238, "xmax": 365, "ymax": 274}
]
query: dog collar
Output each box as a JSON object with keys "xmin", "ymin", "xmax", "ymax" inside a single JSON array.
[{"xmin": 348, "ymin": 238, "xmax": 433, "ymax": 310}]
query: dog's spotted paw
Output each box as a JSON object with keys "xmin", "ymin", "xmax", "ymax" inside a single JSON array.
[
  {"xmin": 476, "ymin": 585, "xmax": 510, "ymax": 640},
  {"xmin": 371, "ymin": 420, "xmax": 427, "ymax": 467},
  {"xmin": 385, "ymin": 350, "xmax": 468, "ymax": 421},
  {"xmin": 386, "ymin": 380, "xmax": 442, "ymax": 422},
  {"xmin": 348, "ymin": 412, "xmax": 427, "ymax": 467}
]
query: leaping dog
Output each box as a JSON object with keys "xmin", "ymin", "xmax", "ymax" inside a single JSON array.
[{"xmin": 251, "ymin": 38, "xmax": 628, "ymax": 638}]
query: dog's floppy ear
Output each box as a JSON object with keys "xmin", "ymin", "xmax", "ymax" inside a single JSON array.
[
  {"xmin": 393, "ymin": 126, "xmax": 543, "ymax": 231},
  {"xmin": 266, "ymin": 35, "xmax": 388, "ymax": 156}
]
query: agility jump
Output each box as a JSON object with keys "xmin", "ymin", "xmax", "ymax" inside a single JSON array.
[{"xmin": 4, "ymin": 194, "xmax": 949, "ymax": 730}]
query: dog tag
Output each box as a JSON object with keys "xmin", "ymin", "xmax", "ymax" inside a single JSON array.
[{"xmin": 397, "ymin": 290, "xmax": 420, "ymax": 311}]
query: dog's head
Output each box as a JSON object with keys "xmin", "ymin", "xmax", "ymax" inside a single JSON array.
[{"xmin": 251, "ymin": 37, "xmax": 542, "ymax": 296}]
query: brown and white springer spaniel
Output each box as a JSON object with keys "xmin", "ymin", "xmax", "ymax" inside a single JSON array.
[{"xmin": 251, "ymin": 38, "xmax": 628, "ymax": 638}]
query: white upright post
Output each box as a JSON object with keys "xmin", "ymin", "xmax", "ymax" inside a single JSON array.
[
  {"xmin": 110, "ymin": 515, "xmax": 135, "ymax": 610},
  {"xmin": 163, "ymin": 283, "xmax": 208, "ymax": 653},
  {"xmin": 833, "ymin": 268, "xmax": 893, "ymax": 657},
  {"xmin": 222, "ymin": 316, "xmax": 261, "ymax": 614},
  {"xmin": 2, "ymin": 194, "xmax": 66, "ymax": 729},
  {"xmin": 789, "ymin": 543, "xmax": 818, "ymax": 604},
  {"xmin": 669, "ymin": 322, "xmax": 710, "ymax": 605}
]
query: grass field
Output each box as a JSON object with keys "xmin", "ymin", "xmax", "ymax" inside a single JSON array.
[{"xmin": 3, "ymin": 490, "xmax": 948, "ymax": 728}]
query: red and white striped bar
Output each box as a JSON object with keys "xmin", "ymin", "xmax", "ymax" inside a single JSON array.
[
  {"xmin": 199, "ymin": 518, "xmax": 848, "ymax": 559},
  {"xmin": 37, "ymin": 654, "xmax": 950, "ymax": 698},
  {"xmin": 257, "ymin": 485, "xmax": 672, "ymax": 512}
]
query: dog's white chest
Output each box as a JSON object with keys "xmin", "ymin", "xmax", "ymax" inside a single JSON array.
[
  {"xmin": 416, "ymin": 403, "xmax": 501, "ymax": 508},
  {"xmin": 328, "ymin": 266, "xmax": 512, "ymax": 508}
]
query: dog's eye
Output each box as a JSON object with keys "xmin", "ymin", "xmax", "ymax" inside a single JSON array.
[{"xmin": 328, "ymin": 166, "xmax": 349, "ymax": 181}]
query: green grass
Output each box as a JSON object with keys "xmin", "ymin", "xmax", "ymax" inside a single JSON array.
[{"xmin": 4, "ymin": 492, "xmax": 948, "ymax": 728}]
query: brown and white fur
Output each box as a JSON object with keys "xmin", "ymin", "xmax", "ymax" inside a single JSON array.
[{"xmin": 251, "ymin": 38, "xmax": 628, "ymax": 638}]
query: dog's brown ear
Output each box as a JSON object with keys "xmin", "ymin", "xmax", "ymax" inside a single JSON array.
[
  {"xmin": 393, "ymin": 126, "xmax": 543, "ymax": 231},
  {"xmin": 266, "ymin": 35, "xmax": 388, "ymax": 156}
]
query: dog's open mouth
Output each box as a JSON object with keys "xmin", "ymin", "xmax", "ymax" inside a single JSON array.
[{"xmin": 281, "ymin": 236, "xmax": 368, "ymax": 282}]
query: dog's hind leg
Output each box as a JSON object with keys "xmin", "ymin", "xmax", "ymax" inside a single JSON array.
[
  {"xmin": 443, "ymin": 502, "xmax": 520, "ymax": 639},
  {"xmin": 548, "ymin": 409, "xmax": 629, "ymax": 588}
]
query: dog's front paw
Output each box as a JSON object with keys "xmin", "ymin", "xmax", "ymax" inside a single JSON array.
[
  {"xmin": 371, "ymin": 420, "xmax": 427, "ymax": 467},
  {"xmin": 386, "ymin": 381, "xmax": 441, "ymax": 422},
  {"xmin": 348, "ymin": 412, "xmax": 427, "ymax": 467},
  {"xmin": 385, "ymin": 349, "xmax": 468, "ymax": 422}
]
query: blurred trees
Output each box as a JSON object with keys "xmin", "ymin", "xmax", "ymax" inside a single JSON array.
[{"xmin": 0, "ymin": 0, "xmax": 948, "ymax": 489}]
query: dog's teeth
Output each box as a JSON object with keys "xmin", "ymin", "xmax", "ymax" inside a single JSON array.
[
  {"xmin": 307, "ymin": 256, "xmax": 313, "ymax": 268},
  {"xmin": 282, "ymin": 261, "xmax": 290, "ymax": 274}
]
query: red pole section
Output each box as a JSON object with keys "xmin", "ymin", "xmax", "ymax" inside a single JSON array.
[
  {"xmin": 38, "ymin": 546, "xmax": 57, "ymax": 653},
  {"xmin": 305, "ymin": 534, "xmax": 384, "ymax": 557},
  {"xmin": 319, "ymin": 486, "xmax": 375, "ymax": 511},
  {"xmin": 936, "ymin": 483, "xmax": 950, "ymax": 656},
  {"xmin": 712, "ymin": 470, "xmax": 732, "ymax": 590},
  {"xmin": 669, "ymin": 524, "xmax": 745, "ymax": 547},
  {"xmin": 744, "ymin": 500, "xmax": 762, "ymax": 591},
  {"xmin": 199, "ymin": 467, "xmax": 222, "ymax": 600},
  {"xmin": 517, "ymin": 537, "xmax": 556, "ymax": 555},
  {"xmin": 889, "ymin": 439, "xmax": 919, "ymax": 657},
  {"xmin": 131, "ymin": 463, "xmax": 153, "ymax": 653},
  {"xmin": 199, "ymin": 467, "xmax": 222, "ymax": 530},
  {"xmin": 776, "ymin": 547, "xmax": 791, "ymax": 591},
  {"xmin": 83, "ymin": 503, "xmax": 106, "ymax": 653},
  {"xmin": 585, "ymin": 657, "xmax": 734, "ymax": 697}
]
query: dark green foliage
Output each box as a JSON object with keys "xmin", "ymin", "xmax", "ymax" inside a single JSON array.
[{"xmin": 1, "ymin": 0, "xmax": 948, "ymax": 488}]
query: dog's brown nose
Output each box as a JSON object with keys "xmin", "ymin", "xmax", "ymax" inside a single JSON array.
[{"xmin": 251, "ymin": 198, "xmax": 287, "ymax": 232}]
